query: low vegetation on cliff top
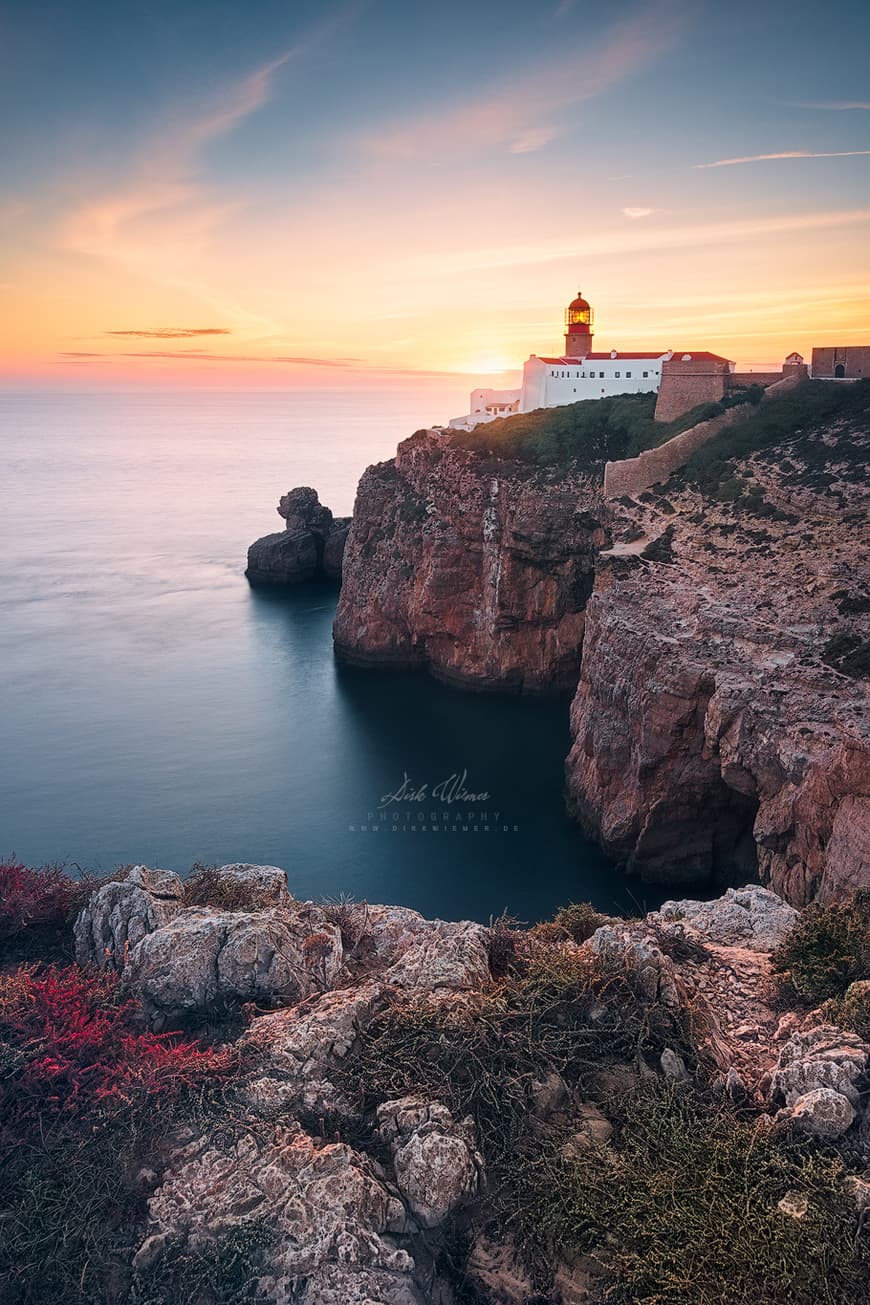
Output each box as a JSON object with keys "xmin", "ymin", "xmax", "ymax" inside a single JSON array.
[
  {"xmin": 674, "ymin": 378, "xmax": 870, "ymax": 498},
  {"xmin": 343, "ymin": 923, "xmax": 870, "ymax": 1305},
  {"xmin": 772, "ymin": 892, "xmax": 870, "ymax": 1007},
  {"xmin": 448, "ymin": 391, "xmax": 750, "ymax": 469},
  {"xmin": 2, "ymin": 865, "xmax": 870, "ymax": 1305}
]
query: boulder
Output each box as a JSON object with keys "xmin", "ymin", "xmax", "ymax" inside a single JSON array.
[
  {"xmin": 654, "ymin": 886, "xmax": 798, "ymax": 953},
  {"xmin": 124, "ymin": 906, "xmax": 343, "ymax": 1023},
  {"xmin": 136, "ymin": 1124, "xmax": 428, "ymax": 1305},
  {"xmin": 768, "ymin": 1024, "xmax": 869, "ymax": 1108},
  {"xmin": 376, "ymin": 1097, "xmax": 482, "ymax": 1228},
  {"xmin": 245, "ymin": 529, "xmax": 319, "ymax": 585},
  {"xmin": 587, "ymin": 925, "xmax": 681, "ymax": 1009},
  {"xmin": 74, "ymin": 866, "xmax": 183, "ymax": 970},
  {"xmin": 660, "ymin": 1047, "xmax": 689, "ymax": 1081},
  {"xmin": 382, "ymin": 919, "xmax": 492, "ymax": 994},
  {"xmin": 785, "ymin": 1088, "xmax": 857, "ymax": 1139},
  {"xmin": 241, "ymin": 982, "xmax": 387, "ymax": 1116},
  {"xmin": 209, "ymin": 863, "xmax": 291, "ymax": 907}
]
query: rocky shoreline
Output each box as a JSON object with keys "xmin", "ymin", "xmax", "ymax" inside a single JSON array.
[{"xmin": 5, "ymin": 861, "xmax": 870, "ymax": 1304}]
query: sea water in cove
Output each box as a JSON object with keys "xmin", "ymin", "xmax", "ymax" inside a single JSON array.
[{"xmin": 0, "ymin": 388, "xmax": 668, "ymax": 923}]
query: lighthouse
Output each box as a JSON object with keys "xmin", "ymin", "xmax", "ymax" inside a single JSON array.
[{"xmin": 565, "ymin": 290, "xmax": 593, "ymax": 357}]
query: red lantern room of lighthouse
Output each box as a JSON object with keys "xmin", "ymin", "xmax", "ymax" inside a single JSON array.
[{"xmin": 564, "ymin": 291, "xmax": 594, "ymax": 358}]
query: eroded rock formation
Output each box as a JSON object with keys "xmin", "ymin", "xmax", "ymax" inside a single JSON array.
[
  {"xmin": 67, "ymin": 870, "xmax": 870, "ymax": 1303},
  {"xmin": 247, "ymin": 487, "xmax": 350, "ymax": 585},
  {"xmin": 333, "ymin": 430, "xmax": 607, "ymax": 692}
]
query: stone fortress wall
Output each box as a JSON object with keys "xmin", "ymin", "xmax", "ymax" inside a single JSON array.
[{"xmin": 604, "ymin": 366, "xmax": 808, "ymax": 500}]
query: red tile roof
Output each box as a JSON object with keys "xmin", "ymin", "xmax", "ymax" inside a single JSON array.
[
  {"xmin": 536, "ymin": 353, "xmax": 666, "ymax": 364},
  {"xmin": 534, "ymin": 351, "xmax": 732, "ymax": 364}
]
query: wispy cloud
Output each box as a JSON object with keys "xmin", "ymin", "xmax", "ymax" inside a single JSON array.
[
  {"xmin": 622, "ymin": 206, "xmax": 654, "ymax": 218},
  {"xmin": 60, "ymin": 350, "xmax": 358, "ymax": 366},
  {"xmin": 58, "ymin": 12, "xmax": 352, "ymax": 336},
  {"xmin": 696, "ymin": 149, "xmax": 870, "ymax": 168},
  {"xmin": 400, "ymin": 207, "xmax": 870, "ymax": 275},
  {"xmin": 104, "ymin": 327, "xmax": 231, "ymax": 338},
  {"xmin": 510, "ymin": 128, "xmax": 557, "ymax": 155},
  {"xmin": 365, "ymin": 2, "xmax": 689, "ymax": 160},
  {"xmin": 786, "ymin": 101, "xmax": 870, "ymax": 112}
]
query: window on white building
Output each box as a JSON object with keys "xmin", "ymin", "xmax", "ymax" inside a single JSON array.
[
  {"xmin": 615, "ymin": 371, "xmax": 621, "ymax": 378},
  {"xmin": 643, "ymin": 371, "xmax": 648, "ymax": 378},
  {"xmin": 599, "ymin": 372, "xmax": 605, "ymax": 378},
  {"xmin": 626, "ymin": 371, "xmax": 632, "ymax": 378}
]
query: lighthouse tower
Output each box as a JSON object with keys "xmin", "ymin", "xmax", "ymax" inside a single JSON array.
[{"xmin": 565, "ymin": 290, "xmax": 594, "ymax": 357}]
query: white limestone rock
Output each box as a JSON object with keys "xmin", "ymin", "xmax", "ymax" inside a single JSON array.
[
  {"xmin": 587, "ymin": 925, "xmax": 681, "ymax": 1008},
  {"xmin": 376, "ymin": 1097, "xmax": 482, "ymax": 1229},
  {"xmin": 136, "ymin": 1124, "xmax": 425, "ymax": 1305},
  {"xmin": 241, "ymin": 982, "xmax": 388, "ymax": 1116},
  {"xmin": 785, "ymin": 1088, "xmax": 856, "ymax": 1139},
  {"xmin": 74, "ymin": 865, "xmax": 183, "ymax": 970},
  {"xmin": 124, "ymin": 905, "xmax": 343, "ymax": 1022},
  {"xmin": 653, "ymin": 886, "xmax": 798, "ymax": 953},
  {"xmin": 769, "ymin": 1024, "xmax": 869, "ymax": 1107}
]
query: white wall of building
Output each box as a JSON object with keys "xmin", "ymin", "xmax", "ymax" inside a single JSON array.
[
  {"xmin": 448, "ymin": 386, "xmax": 521, "ymax": 430},
  {"xmin": 520, "ymin": 355, "xmax": 667, "ymax": 412}
]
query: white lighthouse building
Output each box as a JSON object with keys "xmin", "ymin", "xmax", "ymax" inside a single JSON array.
[{"xmin": 449, "ymin": 291, "xmax": 713, "ymax": 430}]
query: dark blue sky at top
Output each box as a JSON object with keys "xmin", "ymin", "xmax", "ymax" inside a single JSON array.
[{"xmin": 2, "ymin": 0, "xmax": 869, "ymax": 196}]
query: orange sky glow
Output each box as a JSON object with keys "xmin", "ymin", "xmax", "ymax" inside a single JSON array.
[{"xmin": 2, "ymin": 2, "xmax": 869, "ymax": 391}]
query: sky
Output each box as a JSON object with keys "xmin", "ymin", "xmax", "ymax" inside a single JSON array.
[{"xmin": 1, "ymin": 0, "xmax": 869, "ymax": 389}]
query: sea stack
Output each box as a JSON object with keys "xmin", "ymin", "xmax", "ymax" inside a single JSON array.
[{"xmin": 246, "ymin": 486, "xmax": 351, "ymax": 585}]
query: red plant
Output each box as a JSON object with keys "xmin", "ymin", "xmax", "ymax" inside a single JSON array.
[
  {"xmin": 0, "ymin": 861, "xmax": 78, "ymax": 937},
  {"xmin": 0, "ymin": 966, "xmax": 234, "ymax": 1125}
]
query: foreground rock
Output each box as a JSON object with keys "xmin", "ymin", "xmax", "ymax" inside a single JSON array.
[
  {"xmin": 125, "ymin": 905, "xmax": 343, "ymax": 1026},
  {"xmin": 68, "ymin": 873, "xmax": 870, "ymax": 1302},
  {"xmin": 246, "ymin": 486, "xmax": 350, "ymax": 585},
  {"xmin": 74, "ymin": 865, "xmax": 183, "ymax": 969},
  {"xmin": 653, "ymin": 885, "xmax": 798, "ymax": 952},
  {"xmin": 334, "ymin": 430, "xmax": 607, "ymax": 692},
  {"xmin": 136, "ymin": 1123, "xmax": 427, "ymax": 1305}
]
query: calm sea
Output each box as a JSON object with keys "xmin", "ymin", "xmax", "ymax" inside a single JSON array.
[{"xmin": 0, "ymin": 388, "xmax": 667, "ymax": 922}]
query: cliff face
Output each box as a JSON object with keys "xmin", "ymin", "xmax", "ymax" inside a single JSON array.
[
  {"xmin": 333, "ymin": 430, "xmax": 607, "ymax": 692},
  {"xmin": 329, "ymin": 391, "xmax": 868, "ymax": 904},
  {"xmin": 567, "ymin": 409, "xmax": 870, "ymax": 903}
]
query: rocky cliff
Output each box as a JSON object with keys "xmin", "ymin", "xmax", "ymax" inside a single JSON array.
[
  {"xmin": 333, "ymin": 429, "xmax": 607, "ymax": 692},
  {"xmin": 567, "ymin": 397, "xmax": 870, "ymax": 903},
  {"xmin": 328, "ymin": 387, "xmax": 869, "ymax": 904}
]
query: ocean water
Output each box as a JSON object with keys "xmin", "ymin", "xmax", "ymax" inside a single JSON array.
[{"xmin": 0, "ymin": 388, "xmax": 666, "ymax": 923}]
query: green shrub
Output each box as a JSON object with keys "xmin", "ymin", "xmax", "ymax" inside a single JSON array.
[
  {"xmin": 520, "ymin": 1082, "xmax": 869, "ymax": 1304},
  {"xmin": 820, "ymin": 981, "xmax": 870, "ymax": 1041},
  {"xmin": 342, "ymin": 945, "xmax": 692, "ymax": 1166},
  {"xmin": 676, "ymin": 380, "xmax": 870, "ymax": 497},
  {"xmin": 530, "ymin": 901, "xmax": 611, "ymax": 945},
  {"xmin": 771, "ymin": 895, "xmax": 870, "ymax": 1003},
  {"xmin": 448, "ymin": 393, "xmax": 732, "ymax": 470}
]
